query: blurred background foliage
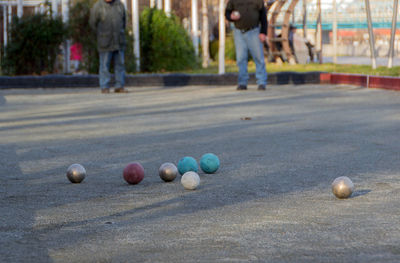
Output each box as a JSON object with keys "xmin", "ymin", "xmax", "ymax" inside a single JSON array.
[
  {"xmin": 2, "ymin": 13, "xmax": 67, "ymax": 75},
  {"xmin": 139, "ymin": 8, "xmax": 197, "ymax": 72},
  {"xmin": 1, "ymin": 1, "xmax": 198, "ymax": 75},
  {"xmin": 1, "ymin": 1, "xmax": 399, "ymax": 76}
]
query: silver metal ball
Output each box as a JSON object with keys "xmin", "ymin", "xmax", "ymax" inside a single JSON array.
[
  {"xmin": 332, "ymin": 176, "xmax": 354, "ymax": 199},
  {"xmin": 66, "ymin": 164, "xmax": 86, "ymax": 183},
  {"xmin": 159, "ymin": 162, "xmax": 178, "ymax": 182}
]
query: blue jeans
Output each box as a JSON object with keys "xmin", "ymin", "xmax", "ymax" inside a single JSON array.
[
  {"xmin": 233, "ymin": 27, "xmax": 267, "ymax": 86},
  {"xmin": 99, "ymin": 50, "xmax": 125, "ymax": 90}
]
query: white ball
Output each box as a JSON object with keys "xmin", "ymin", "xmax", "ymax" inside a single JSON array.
[{"xmin": 181, "ymin": 171, "xmax": 200, "ymax": 190}]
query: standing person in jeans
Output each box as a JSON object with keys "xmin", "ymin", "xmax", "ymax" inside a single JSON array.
[
  {"xmin": 225, "ymin": 0, "xmax": 268, "ymax": 91},
  {"xmin": 90, "ymin": 0, "xmax": 127, "ymax": 93}
]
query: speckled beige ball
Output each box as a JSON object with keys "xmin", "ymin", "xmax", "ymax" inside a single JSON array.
[{"xmin": 332, "ymin": 176, "xmax": 354, "ymax": 199}]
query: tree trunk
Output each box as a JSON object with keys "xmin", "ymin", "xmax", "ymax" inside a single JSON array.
[
  {"xmin": 201, "ymin": 0, "xmax": 210, "ymax": 68},
  {"xmin": 315, "ymin": 0, "xmax": 322, "ymax": 63}
]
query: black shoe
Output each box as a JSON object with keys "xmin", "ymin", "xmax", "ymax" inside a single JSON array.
[
  {"xmin": 257, "ymin": 85, "xmax": 266, "ymax": 91},
  {"xmin": 114, "ymin": 88, "xmax": 129, "ymax": 93},
  {"xmin": 237, "ymin": 85, "xmax": 247, "ymax": 90}
]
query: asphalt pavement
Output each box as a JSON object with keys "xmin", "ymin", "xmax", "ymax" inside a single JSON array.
[{"xmin": 1, "ymin": 84, "xmax": 400, "ymax": 262}]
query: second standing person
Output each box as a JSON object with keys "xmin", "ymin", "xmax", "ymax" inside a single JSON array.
[{"xmin": 225, "ymin": 0, "xmax": 268, "ymax": 91}]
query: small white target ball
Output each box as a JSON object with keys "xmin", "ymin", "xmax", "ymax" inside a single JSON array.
[{"xmin": 181, "ymin": 171, "xmax": 200, "ymax": 190}]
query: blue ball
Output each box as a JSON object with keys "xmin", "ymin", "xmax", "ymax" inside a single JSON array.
[
  {"xmin": 177, "ymin": 156, "xmax": 198, "ymax": 175},
  {"xmin": 200, "ymin": 153, "xmax": 220, "ymax": 174}
]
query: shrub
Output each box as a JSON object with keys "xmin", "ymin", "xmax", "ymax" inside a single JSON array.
[
  {"xmin": 210, "ymin": 33, "xmax": 236, "ymax": 61},
  {"xmin": 69, "ymin": 0, "xmax": 98, "ymax": 73},
  {"xmin": 2, "ymin": 13, "xmax": 67, "ymax": 75},
  {"xmin": 140, "ymin": 8, "xmax": 198, "ymax": 72},
  {"xmin": 124, "ymin": 29, "xmax": 136, "ymax": 73}
]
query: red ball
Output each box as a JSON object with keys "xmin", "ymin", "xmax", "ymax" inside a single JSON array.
[{"xmin": 123, "ymin": 162, "xmax": 144, "ymax": 184}]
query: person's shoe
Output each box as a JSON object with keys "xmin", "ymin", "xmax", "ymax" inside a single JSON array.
[
  {"xmin": 114, "ymin": 88, "xmax": 129, "ymax": 93},
  {"xmin": 101, "ymin": 88, "xmax": 110, "ymax": 94},
  {"xmin": 237, "ymin": 85, "xmax": 247, "ymax": 90},
  {"xmin": 257, "ymin": 85, "xmax": 266, "ymax": 91}
]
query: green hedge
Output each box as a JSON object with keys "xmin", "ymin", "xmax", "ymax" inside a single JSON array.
[
  {"xmin": 1, "ymin": 3, "xmax": 198, "ymax": 75},
  {"xmin": 2, "ymin": 13, "xmax": 67, "ymax": 75},
  {"xmin": 140, "ymin": 8, "xmax": 198, "ymax": 72},
  {"xmin": 210, "ymin": 34, "xmax": 236, "ymax": 61}
]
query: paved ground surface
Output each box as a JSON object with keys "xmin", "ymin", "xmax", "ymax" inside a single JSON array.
[
  {"xmin": 324, "ymin": 56, "xmax": 400, "ymax": 66},
  {"xmin": 1, "ymin": 84, "xmax": 400, "ymax": 262}
]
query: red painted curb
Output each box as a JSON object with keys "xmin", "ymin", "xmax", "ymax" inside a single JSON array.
[
  {"xmin": 330, "ymin": 73, "xmax": 368, "ymax": 87},
  {"xmin": 319, "ymin": 73, "xmax": 331, "ymax": 84},
  {"xmin": 320, "ymin": 73, "xmax": 400, "ymax": 91},
  {"xmin": 368, "ymin": 76, "xmax": 400, "ymax": 90}
]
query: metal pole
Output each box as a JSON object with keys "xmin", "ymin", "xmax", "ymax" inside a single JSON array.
[
  {"xmin": 302, "ymin": 0, "xmax": 307, "ymax": 39},
  {"xmin": 52, "ymin": 0, "xmax": 58, "ymax": 18},
  {"xmin": 132, "ymin": 0, "xmax": 140, "ymax": 71},
  {"xmin": 218, "ymin": 0, "xmax": 225, "ymax": 74},
  {"xmin": 164, "ymin": 0, "xmax": 171, "ymax": 16},
  {"xmin": 156, "ymin": 0, "xmax": 162, "ymax": 10},
  {"xmin": 8, "ymin": 4, "xmax": 11, "ymax": 25},
  {"xmin": 62, "ymin": 0, "xmax": 70, "ymax": 73},
  {"xmin": 332, "ymin": 0, "xmax": 337, "ymax": 64},
  {"xmin": 17, "ymin": 0, "xmax": 23, "ymax": 17},
  {"xmin": 317, "ymin": 0, "xmax": 322, "ymax": 63},
  {"xmin": 40, "ymin": 3, "xmax": 45, "ymax": 13},
  {"xmin": 191, "ymin": 0, "xmax": 199, "ymax": 56},
  {"xmin": 3, "ymin": 6, "xmax": 7, "ymax": 47},
  {"xmin": 201, "ymin": 0, "xmax": 209, "ymax": 68},
  {"xmin": 388, "ymin": 0, "xmax": 398, "ymax": 68},
  {"xmin": 120, "ymin": 0, "xmax": 127, "ymax": 11},
  {"xmin": 365, "ymin": 0, "xmax": 377, "ymax": 69},
  {"xmin": 61, "ymin": 0, "xmax": 69, "ymax": 31}
]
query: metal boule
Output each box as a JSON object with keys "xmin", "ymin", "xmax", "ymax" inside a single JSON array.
[
  {"xmin": 332, "ymin": 176, "xmax": 354, "ymax": 199},
  {"xmin": 66, "ymin": 163, "xmax": 86, "ymax": 183},
  {"xmin": 159, "ymin": 162, "xmax": 178, "ymax": 182}
]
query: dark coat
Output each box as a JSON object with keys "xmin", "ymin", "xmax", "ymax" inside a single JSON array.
[
  {"xmin": 90, "ymin": 0, "xmax": 126, "ymax": 52},
  {"xmin": 225, "ymin": 0, "xmax": 267, "ymax": 34}
]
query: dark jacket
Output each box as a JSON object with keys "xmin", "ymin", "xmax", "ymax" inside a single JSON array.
[
  {"xmin": 225, "ymin": 0, "xmax": 267, "ymax": 35},
  {"xmin": 89, "ymin": 0, "xmax": 126, "ymax": 52}
]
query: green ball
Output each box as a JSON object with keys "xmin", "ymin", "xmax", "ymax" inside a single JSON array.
[
  {"xmin": 200, "ymin": 153, "xmax": 220, "ymax": 174},
  {"xmin": 177, "ymin": 156, "xmax": 198, "ymax": 175}
]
